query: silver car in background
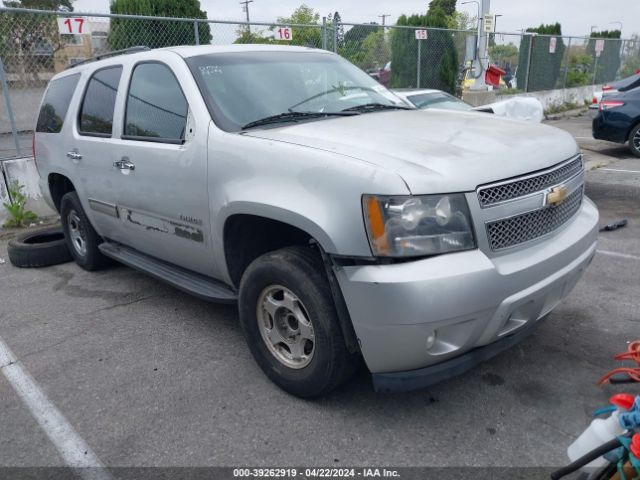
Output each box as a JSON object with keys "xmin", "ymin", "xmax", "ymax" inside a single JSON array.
[{"xmin": 34, "ymin": 45, "xmax": 598, "ymax": 397}]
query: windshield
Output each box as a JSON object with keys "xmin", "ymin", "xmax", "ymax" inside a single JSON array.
[
  {"xmin": 407, "ymin": 92, "xmax": 473, "ymax": 111},
  {"xmin": 187, "ymin": 51, "xmax": 408, "ymax": 131}
]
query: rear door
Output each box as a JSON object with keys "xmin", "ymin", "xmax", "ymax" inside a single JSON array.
[
  {"xmin": 111, "ymin": 53, "xmax": 214, "ymax": 276},
  {"xmin": 70, "ymin": 65, "xmax": 125, "ymax": 237}
]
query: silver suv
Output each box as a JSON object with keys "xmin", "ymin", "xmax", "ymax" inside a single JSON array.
[{"xmin": 34, "ymin": 45, "xmax": 599, "ymax": 397}]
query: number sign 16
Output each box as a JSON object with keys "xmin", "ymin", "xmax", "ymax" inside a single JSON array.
[
  {"xmin": 276, "ymin": 27, "xmax": 293, "ymax": 41},
  {"xmin": 57, "ymin": 17, "xmax": 91, "ymax": 35}
]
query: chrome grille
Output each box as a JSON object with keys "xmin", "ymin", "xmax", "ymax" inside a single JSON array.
[
  {"xmin": 486, "ymin": 187, "xmax": 583, "ymax": 251},
  {"xmin": 477, "ymin": 156, "xmax": 583, "ymax": 207}
]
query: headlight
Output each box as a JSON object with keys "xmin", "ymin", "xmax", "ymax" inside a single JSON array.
[{"xmin": 363, "ymin": 194, "xmax": 476, "ymax": 257}]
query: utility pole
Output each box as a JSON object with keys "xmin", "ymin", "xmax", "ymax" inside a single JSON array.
[
  {"xmin": 378, "ymin": 14, "xmax": 390, "ymax": 26},
  {"xmin": 240, "ymin": 0, "xmax": 254, "ymax": 34}
]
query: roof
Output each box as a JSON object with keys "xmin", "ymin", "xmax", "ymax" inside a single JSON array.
[{"xmin": 165, "ymin": 44, "xmax": 331, "ymax": 58}]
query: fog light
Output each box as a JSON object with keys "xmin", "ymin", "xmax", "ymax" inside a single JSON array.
[{"xmin": 426, "ymin": 332, "xmax": 437, "ymax": 351}]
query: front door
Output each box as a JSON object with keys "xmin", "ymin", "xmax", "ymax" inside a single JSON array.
[{"xmin": 112, "ymin": 58, "xmax": 214, "ymax": 276}]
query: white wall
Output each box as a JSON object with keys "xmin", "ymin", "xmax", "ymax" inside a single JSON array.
[{"xmin": 499, "ymin": 84, "xmax": 601, "ymax": 111}]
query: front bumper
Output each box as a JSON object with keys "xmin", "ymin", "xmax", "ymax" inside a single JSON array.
[{"xmin": 335, "ymin": 198, "xmax": 599, "ymax": 383}]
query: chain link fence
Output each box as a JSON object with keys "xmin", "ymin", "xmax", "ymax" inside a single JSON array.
[{"xmin": 1, "ymin": 6, "xmax": 640, "ymax": 160}]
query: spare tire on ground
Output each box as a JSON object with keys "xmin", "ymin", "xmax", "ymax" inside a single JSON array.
[{"xmin": 7, "ymin": 227, "xmax": 72, "ymax": 268}]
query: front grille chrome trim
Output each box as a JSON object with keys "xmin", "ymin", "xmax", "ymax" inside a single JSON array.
[
  {"xmin": 485, "ymin": 186, "xmax": 584, "ymax": 251},
  {"xmin": 477, "ymin": 155, "xmax": 583, "ymax": 208}
]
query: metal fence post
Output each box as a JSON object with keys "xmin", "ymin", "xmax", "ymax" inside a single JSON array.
[
  {"xmin": 193, "ymin": 21, "xmax": 200, "ymax": 45},
  {"xmin": 0, "ymin": 58, "xmax": 21, "ymax": 157},
  {"xmin": 524, "ymin": 34, "xmax": 534, "ymax": 92},
  {"xmin": 332, "ymin": 17, "xmax": 338, "ymax": 53},
  {"xmin": 562, "ymin": 37, "xmax": 572, "ymax": 89},
  {"xmin": 322, "ymin": 17, "xmax": 327, "ymax": 50},
  {"xmin": 417, "ymin": 38, "xmax": 421, "ymax": 88}
]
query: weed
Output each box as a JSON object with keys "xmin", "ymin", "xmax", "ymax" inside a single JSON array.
[{"xmin": 2, "ymin": 180, "xmax": 38, "ymax": 228}]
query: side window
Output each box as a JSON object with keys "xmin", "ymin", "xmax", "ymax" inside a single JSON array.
[
  {"xmin": 36, "ymin": 74, "xmax": 80, "ymax": 133},
  {"xmin": 124, "ymin": 63, "xmax": 188, "ymax": 143},
  {"xmin": 79, "ymin": 66, "xmax": 122, "ymax": 136}
]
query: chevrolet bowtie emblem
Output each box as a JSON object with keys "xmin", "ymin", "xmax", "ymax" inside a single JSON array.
[{"xmin": 546, "ymin": 185, "xmax": 568, "ymax": 206}]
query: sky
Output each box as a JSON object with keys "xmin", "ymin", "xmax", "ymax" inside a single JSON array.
[{"xmin": 71, "ymin": 0, "xmax": 640, "ymax": 39}]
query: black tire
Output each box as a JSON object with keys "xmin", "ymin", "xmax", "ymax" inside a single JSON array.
[
  {"xmin": 629, "ymin": 123, "xmax": 640, "ymax": 158},
  {"xmin": 7, "ymin": 227, "xmax": 72, "ymax": 268},
  {"xmin": 238, "ymin": 246, "xmax": 357, "ymax": 398},
  {"xmin": 60, "ymin": 191, "xmax": 110, "ymax": 271}
]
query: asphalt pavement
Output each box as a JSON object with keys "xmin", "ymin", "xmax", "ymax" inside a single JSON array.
[{"xmin": 0, "ymin": 114, "xmax": 639, "ymax": 472}]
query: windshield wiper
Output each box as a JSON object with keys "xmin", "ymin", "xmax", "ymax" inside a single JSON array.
[
  {"xmin": 241, "ymin": 111, "xmax": 357, "ymax": 130},
  {"xmin": 340, "ymin": 103, "xmax": 413, "ymax": 113}
]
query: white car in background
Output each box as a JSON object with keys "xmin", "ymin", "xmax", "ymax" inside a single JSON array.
[{"xmin": 393, "ymin": 88, "xmax": 544, "ymax": 123}]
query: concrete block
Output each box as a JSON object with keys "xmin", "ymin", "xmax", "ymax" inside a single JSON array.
[{"xmin": 2, "ymin": 156, "xmax": 56, "ymax": 218}]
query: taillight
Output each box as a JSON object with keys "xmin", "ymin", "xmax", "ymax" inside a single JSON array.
[
  {"xmin": 602, "ymin": 85, "xmax": 613, "ymax": 91},
  {"xmin": 592, "ymin": 96, "xmax": 598, "ymax": 104},
  {"xmin": 599, "ymin": 100, "xmax": 625, "ymax": 111}
]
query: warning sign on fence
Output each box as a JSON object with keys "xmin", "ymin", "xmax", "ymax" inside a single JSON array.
[
  {"xmin": 415, "ymin": 29, "xmax": 428, "ymax": 40},
  {"xmin": 595, "ymin": 39, "xmax": 605, "ymax": 57}
]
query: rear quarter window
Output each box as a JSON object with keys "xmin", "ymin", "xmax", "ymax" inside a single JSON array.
[
  {"xmin": 36, "ymin": 73, "xmax": 81, "ymax": 133},
  {"xmin": 79, "ymin": 66, "xmax": 123, "ymax": 136}
]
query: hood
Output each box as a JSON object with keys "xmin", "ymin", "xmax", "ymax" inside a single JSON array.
[{"xmin": 244, "ymin": 109, "xmax": 579, "ymax": 193}]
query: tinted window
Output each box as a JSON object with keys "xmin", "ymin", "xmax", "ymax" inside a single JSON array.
[
  {"xmin": 36, "ymin": 74, "xmax": 80, "ymax": 133},
  {"xmin": 124, "ymin": 63, "xmax": 187, "ymax": 142},
  {"xmin": 79, "ymin": 66, "xmax": 122, "ymax": 136}
]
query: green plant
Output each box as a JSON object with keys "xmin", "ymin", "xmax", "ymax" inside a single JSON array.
[{"xmin": 2, "ymin": 180, "xmax": 38, "ymax": 228}]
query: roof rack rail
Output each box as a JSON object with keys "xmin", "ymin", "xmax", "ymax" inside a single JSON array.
[{"xmin": 67, "ymin": 46, "xmax": 150, "ymax": 69}]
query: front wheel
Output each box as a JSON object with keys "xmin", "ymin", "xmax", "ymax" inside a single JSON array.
[
  {"xmin": 238, "ymin": 246, "xmax": 357, "ymax": 398},
  {"xmin": 629, "ymin": 123, "xmax": 640, "ymax": 158}
]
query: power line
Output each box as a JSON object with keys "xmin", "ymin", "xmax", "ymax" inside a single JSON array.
[{"xmin": 378, "ymin": 14, "xmax": 390, "ymax": 26}]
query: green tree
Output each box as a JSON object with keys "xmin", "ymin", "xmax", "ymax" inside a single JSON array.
[
  {"xmin": 565, "ymin": 54, "xmax": 592, "ymax": 87},
  {"xmin": 428, "ymin": 0, "xmax": 457, "ymax": 17},
  {"xmin": 489, "ymin": 43, "xmax": 518, "ymax": 68},
  {"xmin": 517, "ymin": 23, "xmax": 565, "ymax": 91},
  {"xmin": 341, "ymin": 23, "xmax": 382, "ymax": 69},
  {"xmin": 233, "ymin": 29, "xmax": 273, "ymax": 45},
  {"xmin": 276, "ymin": 4, "xmax": 321, "ymax": 48},
  {"xmin": 390, "ymin": 4, "xmax": 458, "ymax": 93},
  {"xmin": 587, "ymin": 30, "xmax": 622, "ymax": 84},
  {"xmin": 619, "ymin": 34, "xmax": 640, "ymax": 77},
  {"xmin": 108, "ymin": 0, "xmax": 211, "ymax": 50}
]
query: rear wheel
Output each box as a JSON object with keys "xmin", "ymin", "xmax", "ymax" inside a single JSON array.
[
  {"xmin": 60, "ymin": 192, "xmax": 110, "ymax": 271},
  {"xmin": 629, "ymin": 123, "xmax": 640, "ymax": 157},
  {"xmin": 238, "ymin": 246, "xmax": 357, "ymax": 398}
]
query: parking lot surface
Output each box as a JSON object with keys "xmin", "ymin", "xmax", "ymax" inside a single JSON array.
[{"xmin": 1, "ymin": 115, "xmax": 639, "ymax": 469}]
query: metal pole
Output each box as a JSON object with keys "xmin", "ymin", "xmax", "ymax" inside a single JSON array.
[
  {"xmin": 593, "ymin": 53, "xmax": 599, "ymax": 85},
  {"xmin": 0, "ymin": 58, "xmax": 21, "ymax": 157},
  {"xmin": 562, "ymin": 37, "xmax": 571, "ymax": 89},
  {"xmin": 322, "ymin": 16, "xmax": 327, "ymax": 50},
  {"xmin": 417, "ymin": 39, "xmax": 421, "ymax": 88},
  {"xmin": 524, "ymin": 34, "xmax": 534, "ymax": 92},
  {"xmin": 193, "ymin": 21, "xmax": 200, "ymax": 45},
  {"xmin": 332, "ymin": 16, "xmax": 338, "ymax": 53}
]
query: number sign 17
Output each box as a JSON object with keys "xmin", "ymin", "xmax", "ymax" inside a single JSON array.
[
  {"xmin": 276, "ymin": 27, "xmax": 293, "ymax": 41},
  {"xmin": 57, "ymin": 17, "xmax": 91, "ymax": 35}
]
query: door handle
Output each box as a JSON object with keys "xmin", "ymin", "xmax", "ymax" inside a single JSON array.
[
  {"xmin": 66, "ymin": 151, "xmax": 83, "ymax": 160},
  {"xmin": 114, "ymin": 158, "xmax": 135, "ymax": 171}
]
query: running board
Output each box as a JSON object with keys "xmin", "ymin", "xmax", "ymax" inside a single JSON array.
[{"xmin": 99, "ymin": 242, "xmax": 237, "ymax": 303}]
